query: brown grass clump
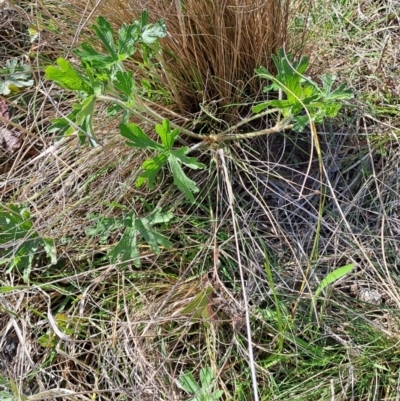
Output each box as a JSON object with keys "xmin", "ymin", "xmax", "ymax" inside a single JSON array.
[{"xmin": 64, "ymin": 0, "xmax": 304, "ymax": 123}]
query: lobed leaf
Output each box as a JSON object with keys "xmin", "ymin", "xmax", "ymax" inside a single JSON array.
[
  {"xmin": 42, "ymin": 238, "xmax": 57, "ymax": 265},
  {"xmin": 200, "ymin": 367, "xmax": 215, "ymax": 390},
  {"xmin": 48, "ymin": 110, "xmax": 78, "ymax": 137},
  {"xmin": 76, "ymin": 95, "xmax": 96, "ymax": 125},
  {"xmin": 92, "ymin": 16, "xmax": 118, "ymax": 61},
  {"xmin": 136, "ymin": 153, "xmax": 169, "ymax": 189},
  {"xmin": 44, "ymin": 58, "xmax": 92, "ymax": 93},
  {"xmin": 178, "ymin": 372, "xmax": 200, "ymax": 394},
  {"xmin": 90, "ymin": 209, "xmax": 172, "ymax": 268},
  {"xmin": 74, "ymin": 44, "xmax": 115, "ymax": 69},
  {"xmin": 182, "ymin": 286, "xmax": 213, "ymax": 320},
  {"xmin": 114, "ymin": 71, "xmax": 135, "ymax": 97},
  {"xmin": 170, "ymin": 147, "xmax": 206, "ymax": 169},
  {"xmin": 0, "ymin": 58, "xmax": 33, "ymax": 95},
  {"xmin": 141, "ymin": 19, "xmax": 167, "ymax": 44},
  {"xmin": 135, "ymin": 218, "xmax": 172, "ymax": 255},
  {"xmin": 120, "ymin": 123, "xmax": 163, "ymax": 150},
  {"xmin": 74, "ymin": 95, "xmax": 100, "ymax": 146},
  {"xmin": 251, "ymin": 102, "xmax": 269, "ymax": 114},
  {"xmin": 118, "ymin": 23, "xmax": 139, "ymax": 57},
  {"xmin": 108, "ymin": 226, "xmax": 140, "ymax": 266},
  {"xmin": 255, "ymin": 48, "xmax": 353, "ymax": 130},
  {"xmin": 169, "ymin": 155, "xmax": 201, "ymax": 202},
  {"xmin": 144, "ymin": 209, "xmax": 174, "ymax": 225},
  {"xmin": 155, "ymin": 119, "xmax": 179, "ymax": 150},
  {"xmin": 0, "ymin": 204, "xmax": 57, "ymax": 280}
]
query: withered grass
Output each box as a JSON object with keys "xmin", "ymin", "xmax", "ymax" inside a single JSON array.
[{"xmin": 1, "ymin": 0, "xmax": 400, "ymax": 400}]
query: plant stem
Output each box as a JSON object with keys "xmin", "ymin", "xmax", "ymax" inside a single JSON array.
[
  {"xmin": 99, "ymin": 95, "xmax": 293, "ymax": 145},
  {"xmin": 217, "ymin": 107, "xmax": 280, "ymax": 137},
  {"xmin": 214, "ymin": 117, "xmax": 293, "ymax": 142},
  {"xmin": 97, "ymin": 94, "xmax": 206, "ymax": 140}
]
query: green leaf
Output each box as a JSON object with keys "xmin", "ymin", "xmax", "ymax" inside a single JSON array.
[
  {"xmin": 210, "ymin": 390, "xmax": 224, "ymax": 400},
  {"xmin": 48, "ymin": 109, "xmax": 79, "ymax": 137},
  {"xmin": 114, "ymin": 71, "xmax": 135, "ymax": 97},
  {"xmin": 182, "ymin": 286, "xmax": 213, "ymax": 319},
  {"xmin": 80, "ymin": 59, "xmax": 101, "ymax": 92},
  {"xmin": 252, "ymin": 102, "xmax": 270, "ymax": 114},
  {"xmin": 320, "ymin": 73, "xmax": 336, "ymax": 95},
  {"xmin": 200, "ymin": 367, "xmax": 215, "ymax": 390},
  {"xmin": 76, "ymin": 95, "xmax": 96, "ymax": 125},
  {"xmin": 144, "ymin": 209, "xmax": 174, "ymax": 225},
  {"xmin": 74, "ymin": 44, "xmax": 115, "ymax": 69},
  {"xmin": 178, "ymin": 372, "xmax": 201, "ymax": 394},
  {"xmin": 80, "ymin": 110, "xmax": 100, "ymax": 147},
  {"xmin": 86, "ymin": 215, "xmax": 122, "ymax": 243},
  {"xmin": 92, "ymin": 16, "xmax": 118, "ymax": 61},
  {"xmin": 118, "ymin": 23, "xmax": 139, "ymax": 58},
  {"xmin": 75, "ymin": 95, "xmax": 100, "ymax": 146},
  {"xmin": 108, "ymin": 226, "xmax": 140, "ymax": 266},
  {"xmin": 315, "ymin": 103, "xmax": 341, "ymax": 118},
  {"xmin": 136, "ymin": 153, "xmax": 169, "ymax": 189},
  {"xmin": 106, "ymin": 104, "xmax": 123, "ymax": 116},
  {"xmin": 141, "ymin": 19, "xmax": 167, "ymax": 44},
  {"xmin": 42, "ymin": 238, "xmax": 57, "ymax": 265},
  {"xmin": 0, "ymin": 392, "xmax": 17, "ymax": 401},
  {"xmin": 168, "ymin": 155, "xmax": 200, "ymax": 202},
  {"xmin": 170, "ymin": 147, "xmax": 205, "ymax": 170},
  {"xmin": 255, "ymin": 48, "xmax": 353, "ymax": 130},
  {"xmin": 140, "ymin": 10, "xmax": 149, "ymax": 27},
  {"xmin": 101, "ymin": 210, "xmax": 172, "ymax": 267},
  {"xmin": 155, "ymin": 119, "xmax": 179, "ymax": 150},
  {"xmin": 0, "ymin": 204, "xmax": 33, "ymax": 238},
  {"xmin": 10, "ymin": 377, "xmax": 28, "ymax": 401},
  {"xmin": 291, "ymin": 53, "xmax": 309, "ymax": 75},
  {"xmin": 45, "ymin": 58, "xmax": 92, "ymax": 93},
  {"xmin": 292, "ymin": 115, "xmax": 311, "ymax": 132},
  {"xmin": 0, "ymin": 375, "xmax": 11, "ymax": 389},
  {"xmin": 326, "ymin": 81, "xmax": 354, "ymax": 101},
  {"xmin": 134, "ymin": 217, "xmax": 172, "ymax": 255},
  {"xmin": 120, "ymin": 123, "xmax": 163, "ymax": 150},
  {"xmin": 0, "ymin": 204, "xmax": 57, "ymax": 280},
  {"xmin": 0, "ymin": 58, "xmax": 33, "ymax": 95},
  {"xmin": 263, "ymin": 99, "xmax": 297, "ymax": 109},
  {"xmin": 314, "ymin": 263, "xmax": 354, "ymax": 301}
]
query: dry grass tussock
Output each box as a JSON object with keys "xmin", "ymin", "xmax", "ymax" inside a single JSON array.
[
  {"xmin": 100, "ymin": 0, "xmax": 294, "ymax": 115},
  {"xmin": 1, "ymin": 0, "xmax": 400, "ymax": 400}
]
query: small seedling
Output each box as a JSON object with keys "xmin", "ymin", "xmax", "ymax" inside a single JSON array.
[
  {"xmin": 86, "ymin": 207, "xmax": 173, "ymax": 267},
  {"xmin": 0, "ymin": 58, "xmax": 34, "ymax": 96},
  {"xmin": 0, "ymin": 203, "xmax": 56, "ymax": 282},
  {"xmin": 178, "ymin": 367, "xmax": 223, "ymax": 401}
]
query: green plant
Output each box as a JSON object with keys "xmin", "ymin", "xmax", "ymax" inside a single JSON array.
[
  {"xmin": 178, "ymin": 367, "xmax": 223, "ymax": 401},
  {"xmin": 0, "ymin": 58, "xmax": 34, "ymax": 96},
  {"xmin": 314, "ymin": 263, "xmax": 354, "ymax": 301},
  {"xmin": 0, "ymin": 204, "xmax": 56, "ymax": 281},
  {"xmin": 121, "ymin": 119, "xmax": 205, "ymax": 202},
  {"xmin": 0, "ymin": 376, "xmax": 24, "ymax": 401},
  {"xmin": 44, "ymin": 12, "xmax": 206, "ymax": 201},
  {"xmin": 44, "ymin": 14, "xmax": 352, "ymax": 200},
  {"xmin": 86, "ymin": 207, "xmax": 173, "ymax": 267},
  {"xmin": 252, "ymin": 48, "xmax": 354, "ymax": 132}
]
